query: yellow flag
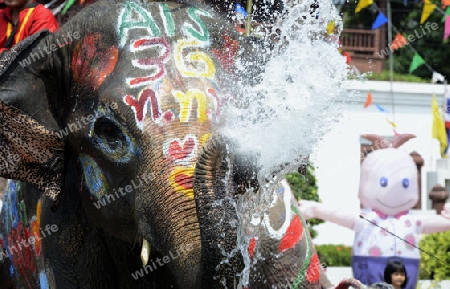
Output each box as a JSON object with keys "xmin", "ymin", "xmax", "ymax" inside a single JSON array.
[
  {"xmin": 327, "ymin": 21, "xmax": 335, "ymax": 35},
  {"xmin": 432, "ymin": 95, "xmax": 448, "ymax": 157},
  {"xmin": 421, "ymin": 0, "xmax": 436, "ymax": 24},
  {"xmin": 355, "ymin": 0, "xmax": 373, "ymax": 13}
]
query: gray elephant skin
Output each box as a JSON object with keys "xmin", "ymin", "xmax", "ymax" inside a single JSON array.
[{"xmin": 0, "ymin": 0, "xmax": 327, "ymax": 288}]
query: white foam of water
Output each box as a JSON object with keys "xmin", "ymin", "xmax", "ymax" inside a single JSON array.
[{"xmin": 220, "ymin": 0, "xmax": 356, "ymax": 181}]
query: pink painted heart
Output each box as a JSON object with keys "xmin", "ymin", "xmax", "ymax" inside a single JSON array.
[{"xmin": 168, "ymin": 138, "xmax": 196, "ymax": 161}]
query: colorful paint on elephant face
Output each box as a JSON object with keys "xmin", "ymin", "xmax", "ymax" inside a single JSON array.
[
  {"xmin": 0, "ymin": 181, "xmax": 48, "ymax": 286},
  {"xmin": 71, "ymin": 33, "xmax": 118, "ymax": 90},
  {"xmin": 117, "ymin": 2, "xmax": 230, "ymax": 200},
  {"xmin": 79, "ymin": 154, "xmax": 109, "ymax": 199}
]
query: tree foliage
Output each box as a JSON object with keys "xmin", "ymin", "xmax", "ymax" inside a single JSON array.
[
  {"xmin": 418, "ymin": 231, "xmax": 450, "ymax": 280},
  {"xmin": 286, "ymin": 163, "xmax": 324, "ymax": 239}
]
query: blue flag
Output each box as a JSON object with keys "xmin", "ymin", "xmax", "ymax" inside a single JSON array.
[
  {"xmin": 372, "ymin": 12, "xmax": 388, "ymax": 30},
  {"xmin": 235, "ymin": 3, "xmax": 248, "ymax": 16},
  {"xmin": 376, "ymin": 104, "xmax": 387, "ymax": 113}
]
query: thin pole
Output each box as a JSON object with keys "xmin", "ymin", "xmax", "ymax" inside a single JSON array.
[
  {"xmin": 387, "ymin": 0, "xmax": 395, "ymax": 122},
  {"xmin": 245, "ymin": 0, "xmax": 253, "ymax": 36}
]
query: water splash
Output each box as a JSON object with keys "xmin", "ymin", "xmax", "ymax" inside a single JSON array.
[
  {"xmin": 214, "ymin": 0, "xmax": 357, "ymax": 287},
  {"xmin": 220, "ymin": 0, "xmax": 355, "ymax": 182}
]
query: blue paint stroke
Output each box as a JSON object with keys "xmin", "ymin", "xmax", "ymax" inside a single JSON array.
[
  {"xmin": 39, "ymin": 271, "xmax": 49, "ymax": 289},
  {"xmin": 79, "ymin": 154, "xmax": 109, "ymax": 199}
]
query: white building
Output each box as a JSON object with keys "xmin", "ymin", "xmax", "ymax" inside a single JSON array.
[{"xmin": 312, "ymin": 80, "xmax": 449, "ymax": 245}]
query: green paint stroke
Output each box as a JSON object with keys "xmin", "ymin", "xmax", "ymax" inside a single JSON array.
[
  {"xmin": 19, "ymin": 200, "xmax": 28, "ymax": 226},
  {"xmin": 159, "ymin": 4, "xmax": 175, "ymax": 37},
  {"xmin": 185, "ymin": 7, "xmax": 210, "ymax": 42},
  {"xmin": 119, "ymin": 2, "xmax": 160, "ymax": 40},
  {"xmin": 291, "ymin": 205, "xmax": 314, "ymax": 289}
]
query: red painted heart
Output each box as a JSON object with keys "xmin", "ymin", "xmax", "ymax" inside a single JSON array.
[{"xmin": 168, "ymin": 138, "xmax": 196, "ymax": 161}]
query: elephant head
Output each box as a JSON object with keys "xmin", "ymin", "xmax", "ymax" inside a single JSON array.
[{"xmin": 0, "ymin": 0, "xmax": 329, "ymax": 288}]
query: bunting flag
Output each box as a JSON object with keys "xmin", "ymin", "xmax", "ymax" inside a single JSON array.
[
  {"xmin": 421, "ymin": 0, "xmax": 437, "ymax": 24},
  {"xmin": 372, "ymin": 12, "xmax": 388, "ymax": 29},
  {"xmin": 432, "ymin": 71, "xmax": 446, "ymax": 83},
  {"xmin": 342, "ymin": 51, "xmax": 351, "ymax": 64},
  {"xmin": 444, "ymin": 86, "xmax": 450, "ymax": 155},
  {"xmin": 327, "ymin": 21, "xmax": 336, "ymax": 35},
  {"xmin": 364, "ymin": 92, "xmax": 373, "ymax": 108},
  {"xmin": 444, "ymin": 85, "xmax": 450, "ymax": 129},
  {"xmin": 235, "ymin": 3, "xmax": 248, "ymax": 16},
  {"xmin": 62, "ymin": 0, "xmax": 76, "ymax": 15},
  {"xmin": 432, "ymin": 94, "xmax": 448, "ymax": 157},
  {"xmin": 442, "ymin": 7, "xmax": 450, "ymax": 22},
  {"xmin": 443, "ymin": 0, "xmax": 450, "ymax": 7},
  {"xmin": 409, "ymin": 53, "xmax": 425, "ymax": 73},
  {"xmin": 355, "ymin": 0, "xmax": 373, "ymax": 13},
  {"xmin": 445, "ymin": 16, "xmax": 450, "ymax": 40},
  {"xmin": 373, "ymin": 104, "xmax": 398, "ymax": 132},
  {"xmin": 391, "ymin": 33, "xmax": 408, "ymax": 50}
]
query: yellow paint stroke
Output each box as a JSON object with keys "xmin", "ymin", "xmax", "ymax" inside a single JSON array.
[
  {"xmin": 168, "ymin": 165, "xmax": 195, "ymax": 199},
  {"xmin": 31, "ymin": 200, "xmax": 41, "ymax": 256},
  {"xmin": 174, "ymin": 39, "xmax": 215, "ymax": 78},
  {"xmin": 173, "ymin": 89, "xmax": 208, "ymax": 122},
  {"xmin": 199, "ymin": 133, "xmax": 210, "ymax": 146}
]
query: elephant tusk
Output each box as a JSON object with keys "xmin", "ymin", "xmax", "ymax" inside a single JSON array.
[{"xmin": 141, "ymin": 239, "xmax": 151, "ymax": 266}]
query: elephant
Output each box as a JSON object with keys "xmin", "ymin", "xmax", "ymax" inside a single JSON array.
[{"xmin": 0, "ymin": 0, "xmax": 353, "ymax": 288}]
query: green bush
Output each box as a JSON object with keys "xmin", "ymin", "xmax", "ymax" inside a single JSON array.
[
  {"xmin": 315, "ymin": 244, "xmax": 352, "ymax": 267},
  {"xmin": 418, "ymin": 231, "xmax": 450, "ymax": 280},
  {"xmin": 286, "ymin": 163, "xmax": 324, "ymax": 239}
]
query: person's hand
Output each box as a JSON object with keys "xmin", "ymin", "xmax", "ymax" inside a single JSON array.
[
  {"xmin": 441, "ymin": 202, "xmax": 450, "ymax": 219},
  {"xmin": 297, "ymin": 199, "xmax": 318, "ymax": 220}
]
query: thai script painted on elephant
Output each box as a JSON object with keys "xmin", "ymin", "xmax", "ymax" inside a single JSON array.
[
  {"xmin": 118, "ymin": 2, "xmax": 211, "ymax": 48},
  {"xmin": 0, "ymin": 153, "xmax": 20, "ymax": 171},
  {"xmin": 93, "ymin": 172, "xmax": 155, "ymax": 209},
  {"xmin": 127, "ymin": 37, "xmax": 171, "ymax": 87},
  {"xmin": 130, "ymin": 243, "xmax": 194, "ymax": 280},
  {"xmin": 19, "ymin": 31, "xmax": 81, "ymax": 68},
  {"xmin": 0, "ymin": 224, "xmax": 58, "ymax": 262},
  {"xmin": 56, "ymin": 102, "xmax": 118, "ymax": 138},
  {"xmin": 174, "ymin": 39, "xmax": 215, "ymax": 78}
]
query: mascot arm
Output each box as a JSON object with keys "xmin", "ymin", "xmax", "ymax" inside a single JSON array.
[
  {"xmin": 419, "ymin": 203, "xmax": 450, "ymax": 234},
  {"xmin": 420, "ymin": 214, "xmax": 450, "ymax": 234},
  {"xmin": 298, "ymin": 200, "xmax": 361, "ymax": 230},
  {"xmin": 441, "ymin": 202, "xmax": 450, "ymax": 219}
]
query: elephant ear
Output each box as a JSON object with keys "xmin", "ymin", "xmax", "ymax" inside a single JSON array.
[{"xmin": 0, "ymin": 30, "xmax": 65, "ymax": 211}]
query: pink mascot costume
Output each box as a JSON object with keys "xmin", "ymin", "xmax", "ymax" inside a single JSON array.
[{"xmin": 299, "ymin": 134, "xmax": 450, "ymax": 289}]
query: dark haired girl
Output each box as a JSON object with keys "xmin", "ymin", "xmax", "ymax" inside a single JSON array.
[{"xmin": 384, "ymin": 260, "xmax": 408, "ymax": 289}]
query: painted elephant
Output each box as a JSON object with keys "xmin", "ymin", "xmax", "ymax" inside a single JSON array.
[{"xmin": 0, "ymin": 0, "xmax": 338, "ymax": 288}]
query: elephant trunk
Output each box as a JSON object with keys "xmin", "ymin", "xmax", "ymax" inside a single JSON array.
[{"xmin": 193, "ymin": 135, "xmax": 259, "ymax": 288}]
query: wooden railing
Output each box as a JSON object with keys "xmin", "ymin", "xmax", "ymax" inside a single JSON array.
[
  {"xmin": 339, "ymin": 28, "xmax": 383, "ymax": 73},
  {"xmin": 340, "ymin": 28, "xmax": 380, "ymax": 54}
]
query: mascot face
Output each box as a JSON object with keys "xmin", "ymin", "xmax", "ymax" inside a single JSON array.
[{"xmin": 358, "ymin": 148, "xmax": 418, "ymax": 216}]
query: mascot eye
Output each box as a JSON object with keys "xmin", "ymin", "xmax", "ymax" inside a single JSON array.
[
  {"xmin": 402, "ymin": 178, "xmax": 409, "ymax": 188},
  {"xmin": 379, "ymin": 177, "xmax": 388, "ymax": 187}
]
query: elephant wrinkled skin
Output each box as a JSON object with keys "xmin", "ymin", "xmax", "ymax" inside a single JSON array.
[{"xmin": 0, "ymin": 0, "xmax": 331, "ymax": 288}]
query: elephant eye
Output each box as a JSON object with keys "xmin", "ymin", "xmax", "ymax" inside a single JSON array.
[
  {"xmin": 379, "ymin": 177, "xmax": 388, "ymax": 187},
  {"xmin": 402, "ymin": 178, "xmax": 409, "ymax": 188},
  {"xmin": 90, "ymin": 116, "xmax": 137, "ymax": 163},
  {"xmin": 93, "ymin": 117, "xmax": 125, "ymax": 150}
]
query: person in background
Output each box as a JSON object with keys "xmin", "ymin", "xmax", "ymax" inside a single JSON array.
[
  {"xmin": 0, "ymin": 0, "xmax": 59, "ymax": 53},
  {"xmin": 383, "ymin": 260, "xmax": 408, "ymax": 289}
]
